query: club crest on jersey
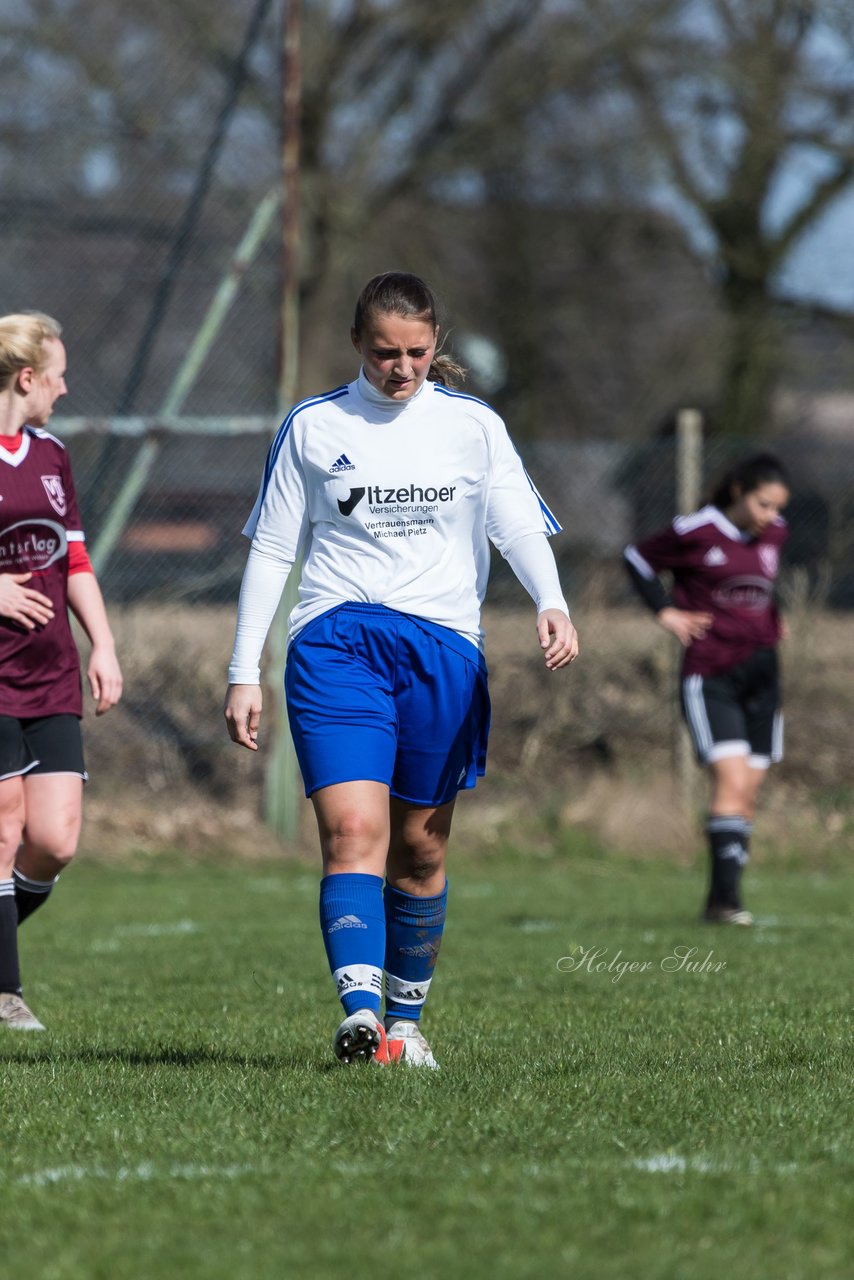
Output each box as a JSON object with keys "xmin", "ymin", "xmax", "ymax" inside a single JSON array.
[
  {"xmin": 41, "ymin": 474, "xmax": 67, "ymax": 516},
  {"xmin": 703, "ymin": 546, "xmax": 728, "ymax": 566},
  {"xmin": 759, "ymin": 545, "xmax": 779, "ymax": 577},
  {"xmin": 329, "ymin": 453, "xmax": 356, "ymax": 473}
]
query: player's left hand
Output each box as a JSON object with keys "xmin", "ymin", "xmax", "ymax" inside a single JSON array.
[
  {"xmin": 88, "ymin": 643, "xmax": 123, "ymax": 714},
  {"xmin": 537, "ymin": 610, "xmax": 579, "ymax": 670}
]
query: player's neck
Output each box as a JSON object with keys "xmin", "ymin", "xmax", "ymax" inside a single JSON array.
[{"xmin": 0, "ymin": 396, "xmax": 26, "ymax": 438}]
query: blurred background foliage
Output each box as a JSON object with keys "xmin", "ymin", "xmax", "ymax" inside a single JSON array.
[
  {"xmin": 2, "ymin": 1, "xmax": 853, "ymax": 846},
  {"xmin": 2, "ymin": 0, "xmax": 854, "ymax": 438}
]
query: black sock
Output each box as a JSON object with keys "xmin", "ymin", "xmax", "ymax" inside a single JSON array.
[
  {"xmin": 0, "ymin": 883, "xmax": 22, "ymax": 995},
  {"xmin": 706, "ymin": 816, "xmax": 748, "ymax": 908},
  {"xmin": 14, "ymin": 869, "xmax": 57, "ymax": 925}
]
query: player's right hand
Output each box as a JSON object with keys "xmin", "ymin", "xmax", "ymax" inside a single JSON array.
[
  {"xmin": 657, "ymin": 606, "xmax": 713, "ymax": 647},
  {"xmin": 0, "ymin": 572, "xmax": 55, "ymax": 629},
  {"xmin": 224, "ymin": 683, "xmax": 263, "ymax": 750}
]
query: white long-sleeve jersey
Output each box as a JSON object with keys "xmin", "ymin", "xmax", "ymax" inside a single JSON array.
[{"xmin": 228, "ymin": 370, "xmax": 568, "ymax": 683}]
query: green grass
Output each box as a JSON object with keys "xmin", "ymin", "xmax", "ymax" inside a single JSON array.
[{"xmin": 1, "ymin": 848, "xmax": 851, "ymax": 1280}]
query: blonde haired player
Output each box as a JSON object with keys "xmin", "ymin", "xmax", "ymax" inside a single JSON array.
[{"xmin": 0, "ymin": 312, "xmax": 122, "ymax": 1031}]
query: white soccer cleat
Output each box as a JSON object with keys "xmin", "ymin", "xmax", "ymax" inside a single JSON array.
[
  {"xmin": 0, "ymin": 992, "xmax": 46, "ymax": 1032},
  {"xmin": 332, "ymin": 1008, "xmax": 387, "ymax": 1065},
  {"xmin": 384, "ymin": 1019, "xmax": 440, "ymax": 1069},
  {"xmin": 702, "ymin": 904, "xmax": 754, "ymax": 926}
]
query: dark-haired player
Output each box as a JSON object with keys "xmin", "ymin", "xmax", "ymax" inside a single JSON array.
[
  {"xmin": 1, "ymin": 312, "xmax": 122, "ymax": 1031},
  {"xmin": 624, "ymin": 454, "xmax": 790, "ymax": 925}
]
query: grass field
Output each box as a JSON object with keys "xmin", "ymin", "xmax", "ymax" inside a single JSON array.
[{"xmin": 2, "ymin": 845, "xmax": 851, "ymax": 1280}]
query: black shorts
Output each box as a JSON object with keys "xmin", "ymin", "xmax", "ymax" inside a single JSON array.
[
  {"xmin": 0, "ymin": 714, "xmax": 87, "ymax": 783},
  {"xmin": 681, "ymin": 648, "xmax": 783, "ymax": 769}
]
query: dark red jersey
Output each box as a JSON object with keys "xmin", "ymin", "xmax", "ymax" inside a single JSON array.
[
  {"xmin": 625, "ymin": 504, "xmax": 788, "ymax": 677},
  {"xmin": 0, "ymin": 427, "xmax": 86, "ymax": 717}
]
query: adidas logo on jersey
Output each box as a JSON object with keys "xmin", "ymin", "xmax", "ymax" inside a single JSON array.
[
  {"xmin": 329, "ymin": 453, "xmax": 356, "ymax": 473},
  {"xmin": 703, "ymin": 546, "xmax": 728, "ymax": 566},
  {"xmin": 327, "ymin": 914, "xmax": 367, "ymax": 933}
]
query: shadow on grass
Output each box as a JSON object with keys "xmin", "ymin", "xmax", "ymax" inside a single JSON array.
[{"xmin": 0, "ymin": 1044, "xmax": 336, "ymax": 1071}]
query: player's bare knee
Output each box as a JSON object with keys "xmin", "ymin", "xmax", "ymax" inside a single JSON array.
[
  {"xmin": 404, "ymin": 847, "xmax": 446, "ymax": 885},
  {"xmin": 0, "ymin": 812, "xmax": 26, "ymax": 872},
  {"xmin": 24, "ymin": 831, "xmax": 79, "ymax": 874}
]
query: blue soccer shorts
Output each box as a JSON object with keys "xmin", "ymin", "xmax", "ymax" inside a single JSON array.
[{"xmin": 284, "ymin": 604, "xmax": 491, "ymax": 806}]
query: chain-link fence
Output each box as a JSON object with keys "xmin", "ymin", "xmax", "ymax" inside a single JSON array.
[
  {"xmin": 4, "ymin": 2, "xmax": 853, "ymax": 852},
  {"xmin": 47, "ymin": 415, "xmax": 853, "ymax": 855}
]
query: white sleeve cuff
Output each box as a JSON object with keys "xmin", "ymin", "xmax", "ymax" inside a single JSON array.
[
  {"xmin": 227, "ymin": 543, "xmax": 294, "ymax": 684},
  {"xmin": 502, "ymin": 532, "xmax": 570, "ymax": 616}
]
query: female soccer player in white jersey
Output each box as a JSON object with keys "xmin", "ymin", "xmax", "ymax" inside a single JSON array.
[
  {"xmin": 0, "ymin": 312, "xmax": 122, "ymax": 1031},
  {"xmin": 225, "ymin": 272, "xmax": 578, "ymax": 1067},
  {"xmin": 624, "ymin": 454, "xmax": 790, "ymax": 926}
]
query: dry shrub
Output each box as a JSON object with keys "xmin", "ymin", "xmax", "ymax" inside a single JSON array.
[{"xmin": 75, "ymin": 602, "xmax": 854, "ymax": 862}]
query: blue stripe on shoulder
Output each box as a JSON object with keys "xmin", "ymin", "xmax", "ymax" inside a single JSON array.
[
  {"xmin": 263, "ymin": 384, "xmax": 350, "ymax": 489},
  {"xmin": 435, "ymin": 386, "xmax": 560, "ymax": 532},
  {"xmin": 433, "ymin": 384, "xmax": 494, "ymax": 411}
]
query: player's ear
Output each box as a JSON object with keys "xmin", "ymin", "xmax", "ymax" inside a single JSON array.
[
  {"xmin": 350, "ymin": 328, "xmax": 362, "ymax": 355},
  {"xmin": 17, "ymin": 366, "xmax": 34, "ymax": 393}
]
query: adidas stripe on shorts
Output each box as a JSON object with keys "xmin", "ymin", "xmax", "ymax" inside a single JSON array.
[{"xmin": 681, "ymin": 647, "xmax": 783, "ymax": 769}]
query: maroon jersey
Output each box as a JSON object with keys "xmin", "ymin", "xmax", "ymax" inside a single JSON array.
[
  {"xmin": 626, "ymin": 504, "xmax": 787, "ymax": 677},
  {"xmin": 0, "ymin": 427, "xmax": 86, "ymax": 717}
]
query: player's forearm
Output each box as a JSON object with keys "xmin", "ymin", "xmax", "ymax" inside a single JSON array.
[
  {"xmin": 67, "ymin": 571, "xmax": 117, "ymax": 649},
  {"xmin": 503, "ymin": 532, "xmax": 569, "ymax": 616},
  {"xmin": 227, "ymin": 543, "xmax": 294, "ymax": 684},
  {"xmin": 623, "ymin": 546, "xmax": 672, "ymax": 614}
]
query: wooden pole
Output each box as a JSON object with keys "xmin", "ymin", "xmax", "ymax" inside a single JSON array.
[
  {"xmin": 674, "ymin": 408, "xmax": 703, "ymax": 813},
  {"xmin": 264, "ymin": 0, "xmax": 303, "ymax": 840}
]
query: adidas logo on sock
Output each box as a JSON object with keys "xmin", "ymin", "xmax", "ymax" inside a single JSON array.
[
  {"xmin": 329, "ymin": 453, "xmax": 356, "ymax": 473},
  {"xmin": 327, "ymin": 914, "xmax": 368, "ymax": 933}
]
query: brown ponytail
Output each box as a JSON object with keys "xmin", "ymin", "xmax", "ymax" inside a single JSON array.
[{"xmin": 352, "ymin": 272, "xmax": 467, "ymax": 389}]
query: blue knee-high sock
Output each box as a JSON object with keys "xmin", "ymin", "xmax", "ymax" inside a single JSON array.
[
  {"xmin": 383, "ymin": 880, "xmax": 447, "ymax": 1024},
  {"xmin": 319, "ymin": 873, "xmax": 385, "ymax": 1016}
]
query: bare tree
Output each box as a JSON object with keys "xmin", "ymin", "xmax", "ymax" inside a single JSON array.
[{"xmin": 601, "ymin": 0, "xmax": 854, "ymax": 432}]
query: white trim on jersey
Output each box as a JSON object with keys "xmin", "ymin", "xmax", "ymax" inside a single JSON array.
[
  {"xmin": 434, "ymin": 385, "xmax": 561, "ymax": 534},
  {"xmin": 0, "ymin": 433, "xmax": 31, "ymax": 468},
  {"xmin": 674, "ymin": 505, "xmax": 743, "ymax": 541},
  {"xmin": 673, "ymin": 504, "xmax": 788, "ymax": 544},
  {"xmin": 66, "ymin": 530, "xmax": 85, "ymax": 541},
  {"xmin": 243, "ymin": 385, "xmax": 350, "ymax": 537},
  {"xmin": 623, "ymin": 543, "xmax": 656, "ymax": 580},
  {"xmin": 29, "ymin": 426, "xmax": 68, "ymax": 450}
]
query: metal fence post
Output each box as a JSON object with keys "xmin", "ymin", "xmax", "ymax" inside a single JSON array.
[{"xmin": 674, "ymin": 408, "xmax": 703, "ymax": 813}]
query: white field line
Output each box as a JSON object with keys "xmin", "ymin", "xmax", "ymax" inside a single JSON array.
[
  {"xmin": 9, "ymin": 1161, "xmax": 256, "ymax": 1188},
  {"xmin": 632, "ymin": 1154, "xmax": 800, "ymax": 1175},
  {"xmin": 90, "ymin": 920, "xmax": 200, "ymax": 952},
  {"xmin": 754, "ymin": 915, "xmax": 854, "ymax": 929}
]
